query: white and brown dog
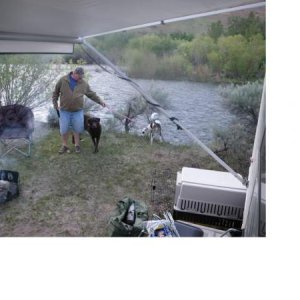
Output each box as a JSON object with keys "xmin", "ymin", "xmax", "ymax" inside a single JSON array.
[{"xmin": 142, "ymin": 113, "xmax": 163, "ymax": 145}]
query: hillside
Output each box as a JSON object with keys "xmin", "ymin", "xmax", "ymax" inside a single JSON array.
[{"xmin": 139, "ymin": 6, "xmax": 265, "ymax": 36}]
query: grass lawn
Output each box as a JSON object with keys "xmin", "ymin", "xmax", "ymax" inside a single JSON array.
[{"xmin": 0, "ymin": 123, "xmax": 221, "ymax": 236}]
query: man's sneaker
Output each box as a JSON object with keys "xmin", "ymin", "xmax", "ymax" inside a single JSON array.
[
  {"xmin": 58, "ymin": 145, "xmax": 71, "ymax": 154},
  {"xmin": 75, "ymin": 145, "xmax": 81, "ymax": 153}
]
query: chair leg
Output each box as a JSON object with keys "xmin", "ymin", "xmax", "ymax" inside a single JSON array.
[{"xmin": 0, "ymin": 137, "xmax": 33, "ymax": 158}]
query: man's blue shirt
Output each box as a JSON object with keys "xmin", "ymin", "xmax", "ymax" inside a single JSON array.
[{"xmin": 69, "ymin": 74, "xmax": 77, "ymax": 91}]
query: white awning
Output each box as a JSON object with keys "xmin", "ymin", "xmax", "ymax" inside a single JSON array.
[
  {"xmin": 0, "ymin": 0, "xmax": 265, "ymax": 53},
  {"xmin": 0, "ymin": 40, "xmax": 73, "ymax": 54}
]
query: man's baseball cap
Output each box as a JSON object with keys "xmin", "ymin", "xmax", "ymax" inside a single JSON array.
[{"xmin": 74, "ymin": 67, "xmax": 85, "ymax": 76}]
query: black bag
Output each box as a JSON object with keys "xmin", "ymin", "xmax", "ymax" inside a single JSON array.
[
  {"xmin": 108, "ymin": 197, "xmax": 148, "ymax": 237},
  {"xmin": 0, "ymin": 170, "xmax": 19, "ymax": 204}
]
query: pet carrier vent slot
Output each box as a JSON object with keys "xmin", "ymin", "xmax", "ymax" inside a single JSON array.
[{"xmin": 178, "ymin": 199, "xmax": 243, "ymax": 220}]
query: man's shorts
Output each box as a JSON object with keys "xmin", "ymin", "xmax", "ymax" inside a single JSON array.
[{"xmin": 59, "ymin": 109, "xmax": 84, "ymax": 135}]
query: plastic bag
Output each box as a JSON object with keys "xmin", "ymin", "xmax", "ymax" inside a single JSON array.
[{"xmin": 142, "ymin": 212, "xmax": 180, "ymax": 237}]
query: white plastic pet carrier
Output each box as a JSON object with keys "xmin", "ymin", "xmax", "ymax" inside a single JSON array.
[{"xmin": 173, "ymin": 167, "xmax": 246, "ymax": 229}]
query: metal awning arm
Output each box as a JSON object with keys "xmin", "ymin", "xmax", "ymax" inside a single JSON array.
[{"xmin": 80, "ymin": 39, "xmax": 246, "ymax": 185}]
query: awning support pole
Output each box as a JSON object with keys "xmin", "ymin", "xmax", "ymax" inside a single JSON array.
[{"xmin": 80, "ymin": 39, "xmax": 247, "ymax": 185}]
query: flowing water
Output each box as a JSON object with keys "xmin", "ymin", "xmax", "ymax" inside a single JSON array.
[{"xmin": 34, "ymin": 66, "xmax": 233, "ymax": 145}]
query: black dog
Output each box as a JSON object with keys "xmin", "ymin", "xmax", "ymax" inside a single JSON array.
[{"xmin": 72, "ymin": 115, "xmax": 102, "ymax": 153}]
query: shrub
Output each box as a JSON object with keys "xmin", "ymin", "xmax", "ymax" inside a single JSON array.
[
  {"xmin": 191, "ymin": 64, "xmax": 212, "ymax": 82},
  {"xmin": 0, "ymin": 55, "xmax": 64, "ymax": 109},
  {"xmin": 186, "ymin": 36, "xmax": 217, "ymax": 65},
  {"xmin": 212, "ymin": 123, "xmax": 253, "ymax": 177},
  {"xmin": 127, "ymin": 34, "xmax": 179, "ymax": 57},
  {"xmin": 212, "ymin": 80, "xmax": 264, "ymax": 176},
  {"xmin": 124, "ymin": 49, "xmax": 158, "ymax": 78},
  {"xmin": 155, "ymin": 54, "xmax": 192, "ymax": 80},
  {"xmin": 219, "ymin": 80, "xmax": 263, "ymax": 128}
]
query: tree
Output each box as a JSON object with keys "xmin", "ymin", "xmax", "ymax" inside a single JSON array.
[
  {"xmin": 170, "ymin": 32, "xmax": 194, "ymax": 42},
  {"xmin": 0, "ymin": 55, "xmax": 65, "ymax": 109},
  {"xmin": 208, "ymin": 20, "xmax": 224, "ymax": 41},
  {"xmin": 186, "ymin": 36, "xmax": 217, "ymax": 65},
  {"xmin": 217, "ymin": 35, "xmax": 248, "ymax": 79},
  {"xmin": 226, "ymin": 12, "xmax": 265, "ymax": 39},
  {"xmin": 127, "ymin": 34, "xmax": 179, "ymax": 57}
]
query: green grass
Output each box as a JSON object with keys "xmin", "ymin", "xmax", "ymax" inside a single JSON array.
[{"xmin": 0, "ymin": 126, "xmax": 221, "ymax": 236}]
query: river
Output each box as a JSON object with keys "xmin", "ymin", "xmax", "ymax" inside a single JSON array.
[{"xmin": 34, "ymin": 65, "xmax": 233, "ymax": 145}]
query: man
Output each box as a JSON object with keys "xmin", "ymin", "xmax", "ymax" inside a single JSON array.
[{"xmin": 52, "ymin": 67, "xmax": 106, "ymax": 154}]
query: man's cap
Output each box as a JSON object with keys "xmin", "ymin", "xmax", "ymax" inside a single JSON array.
[{"xmin": 74, "ymin": 67, "xmax": 85, "ymax": 76}]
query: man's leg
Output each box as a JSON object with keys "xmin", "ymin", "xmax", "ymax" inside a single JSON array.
[
  {"xmin": 71, "ymin": 110, "xmax": 84, "ymax": 153},
  {"xmin": 61, "ymin": 132, "xmax": 69, "ymax": 147},
  {"xmin": 72, "ymin": 132, "xmax": 80, "ymax": 146},
  {"xmin": 59, "ymin": 110, "xmax": 71, "ymax": 153}
]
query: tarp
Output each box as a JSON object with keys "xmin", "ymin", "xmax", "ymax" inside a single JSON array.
[{"xmin": 0, "ymin": 0, "xmax": 265, "ymax": 52}]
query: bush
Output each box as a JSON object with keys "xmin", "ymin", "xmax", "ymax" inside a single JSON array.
[
  {"xmin": 219, "ymin": 80, "xmax": 263, "ymax": 128},
  {"xmin": 191, "ymin": 64, "xmax": 212, "ymax": 82},
  {"xmin": 208, "ymin": 20, "xmax": 224, "ymax": 41},
  {"xmin": 212, "ymin": 123, "xmax": 253, "ymax": 177},
  {"xmin": 0, "ymin": 55, "xmax": 65, "ymax": 109},
  {"xmin": 226, "ymin": 12, "xmax": 265, "ymax": 40},
  {"xmin": 124, "ymin": 49, "xmax": 158, "ymax": 78},
  {"xmin": 127, "ymin": 34, "xmax": 179, "ymax": 57},
  {"xmin": 217, "ymin": 35, "xmax": 248, "ymax": 79},
  {"xmin": 186, "ymin": 36, "xmax": 217, "ymax": 65},
  {"xmin": 155, "ymin": 54, "xmax": 192, "ymax": 80},
  {"xmin": 211, "ymin": 80, "xmax": 264, "ymax": 176}
]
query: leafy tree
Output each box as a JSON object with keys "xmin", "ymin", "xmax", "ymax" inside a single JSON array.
[
  {"xmin": 244, "ymin": 34, "xmax": 265, "ymax": 79},
  {"xmin": 226, "ymin": 12, "xmax": 265, "ymax": 39},
  {"xmin": 208, "ymin": 20, "xmax": 224, "ymax": 41},
  {"xmin": 207, "ymin": 50, "xmax": 222, "ymax": 75},
  {"xmin": 217, "ymin": 35, "xmax": 248, "ymax": 79},
  {"xmin": 186, "ymin": 36, "xmax": 216, "ymax": 65},
  {"xmin": 127, "ymin": 34, "xmax": 179, "ymax": 57},
  {"xmin": 170, "ymin": 32, "xmax": 194, "ymax": 41}
]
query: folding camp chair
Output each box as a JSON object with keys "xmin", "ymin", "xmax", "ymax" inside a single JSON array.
[{"xmin": 0, "ymin": 105, "xmax": 34, "ymax": 158}]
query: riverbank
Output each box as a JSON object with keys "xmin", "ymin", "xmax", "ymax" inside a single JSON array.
[
  {"xmin": 34, "ymin": 68, "xmax": 234, "ymax": 145},
  {"xmin": 0, "ymin": 126, "xmax": 221, "ymax": 236}
]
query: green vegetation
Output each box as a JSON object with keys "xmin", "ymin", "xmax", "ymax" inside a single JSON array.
[
  {"xmin": 73, "ymin": 12, "xmax": 265, "ymax": 83},
  {"xmin": 0, "ymin": 127, "xmax": 221, "ymax": 236},
  {"xmin": 0, "ymin": 55, "xmax": 64, "ymax": 108},
  {"xmin": 211, "ymin": 81, "xmax": 264, "ymax": 175},
  {"xmin": 0, "ymin": 55, "xmax": 88, "ymax": 109}
]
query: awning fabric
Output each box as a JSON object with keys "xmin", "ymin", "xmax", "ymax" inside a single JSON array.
[{"xmin": 0, "ymin": 0, "xmax": 265, "ymax": 51}]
